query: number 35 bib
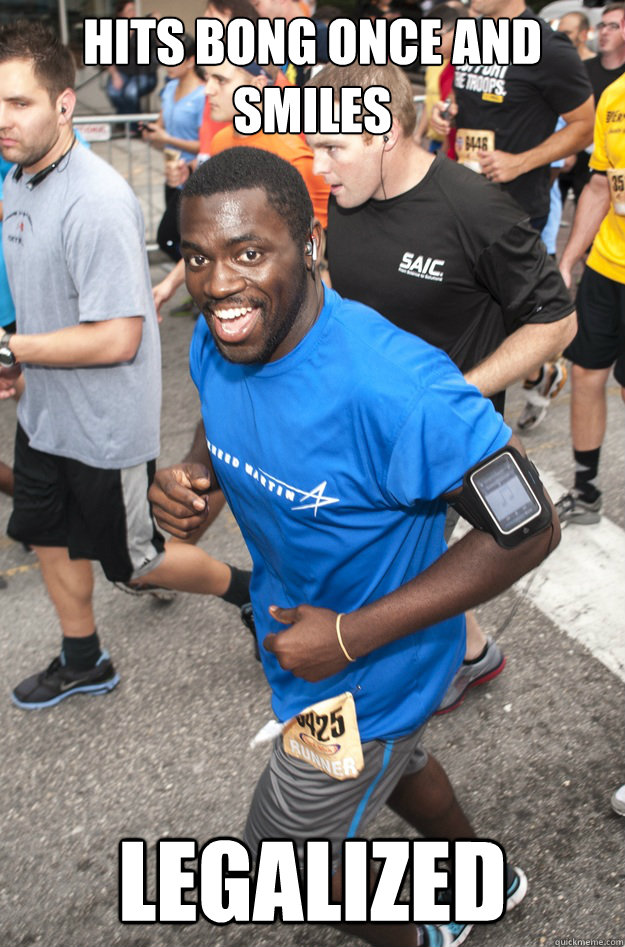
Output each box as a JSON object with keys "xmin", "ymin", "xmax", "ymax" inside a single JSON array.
[
  {"xmin": 282, "ymin": 691, "xmax": 364, "ymax": 781},
  {"xmin": 607, "ymin": 169, "xmax": 625, "ymax": 216}
]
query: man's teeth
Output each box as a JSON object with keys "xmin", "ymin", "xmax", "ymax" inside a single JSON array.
[{"xmin": 214, "ymin": 306, "xmax": 253, "ymax": 321}]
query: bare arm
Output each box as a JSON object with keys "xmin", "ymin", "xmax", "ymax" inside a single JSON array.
[
  {"xmin": 265, "ymin": 437, "xmax": 560, "ymax": 681},
  {"xmin": 152, "ymin": 259, "xmax": 186, "ymax": 317},
  {"xmin": 7, "ymin": 317, "xmax": 143, "ymax": 367},
  {"xmin": 464, "ymin": 314, "xmax": 577, "ymax": 396},
  {"xmin": 559, "ymin": 174, "xmax": 611, "ymax": 288},
  {"xmin": 478, "ymin": 96, "xmax": 595, "ymax": 184}
]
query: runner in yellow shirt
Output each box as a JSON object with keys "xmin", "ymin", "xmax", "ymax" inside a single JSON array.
[{"xmin": 558, "ymin": 32, "xmax": 625, "ymax": 525}]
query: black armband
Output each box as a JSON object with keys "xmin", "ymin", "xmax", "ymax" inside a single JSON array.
[{"xmin": 450, "ymin": 446, "xmax": 552, "ymax": 549}]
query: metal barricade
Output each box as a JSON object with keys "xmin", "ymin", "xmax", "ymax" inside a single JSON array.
[
  {"xmin": 75, "ymin": 96, "xmax": 426, "ymax": 251},
  {"xmin": 74, "ymin": 113, "xmax": 164, "ymax": 253},
  {"xmin": 413, "ymin": 93, "xmax": 425, "ymax": 129}
]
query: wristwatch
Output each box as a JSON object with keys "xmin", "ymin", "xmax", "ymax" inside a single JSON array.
[{"xmin": 0, "ymin": 332, "xmax": 16, "ymax": 368}]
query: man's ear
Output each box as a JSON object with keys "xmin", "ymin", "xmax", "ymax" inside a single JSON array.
[
  {"xmin": 56, "ymin": 88, "xmax": 76, "ymax": 123},
  {"xmin": 305, "ymin": 219, "xmax": 325, "ymax": 274},
  {"xmin": 382, "ymin": 118, "xmax": 402, "ymax": 150},
  {"xmin": 251, "ymin": 73, "xmax": 270, "ymax": 91}
]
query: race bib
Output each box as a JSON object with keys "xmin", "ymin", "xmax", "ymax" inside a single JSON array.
[
  {"xmin": 607, "ymin": 169, "xmax": 625, "ymax": 216},
  {"xmin": 282, "ymin": 691, "xmax": 363, "ymax": 781},
  {"xmin": 455, "ymin": 128, "xmax": 495, "ymax": 174}
]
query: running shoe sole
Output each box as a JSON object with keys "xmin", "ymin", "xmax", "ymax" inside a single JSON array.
[
  {"xmin": 506, "ymin": 867, "xmax": 528, "ymax": 910},
  {"xmin": 434, "ymin": 654, "xmax": 506, "ymax": 715},
  {"xmin": 113, "ymin": 581, "xmax": 177, "ymax": 604},
  {"xmin": 11, "ymin": 672, "xmax": 120, "ymax": 710}
]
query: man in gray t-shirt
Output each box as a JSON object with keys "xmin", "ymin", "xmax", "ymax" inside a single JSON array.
[{"xmin": 0, "ymin": 21, "xmax": 250, "ymax": 710}]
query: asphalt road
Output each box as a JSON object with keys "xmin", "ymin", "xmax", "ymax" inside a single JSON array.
[{"xmin": 0, "ymin": 254, "xmax": 623, "ymax": 947}]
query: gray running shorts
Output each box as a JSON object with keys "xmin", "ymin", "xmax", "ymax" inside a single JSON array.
[{"xmin": 245, "ymin": 724, "xmax": 428, "ymax": 868}]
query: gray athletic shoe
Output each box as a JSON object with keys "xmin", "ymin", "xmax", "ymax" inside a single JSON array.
[
  {"xmin": 435, "ymin": 636, "xmax": 505, "ymax": 715},
  {"xmin": 113, "ymin": 581, "xmax": 177, "ymax": 604},
  {"xmin": 611, "ymin": 785, "xmax": 625, "ymax": 816},
  {"xmin": 556, "ymin": 491, "xmax": 602, "ymax": 527},
  {"xmin": 517, "ymin": 359, "xmax": 568, "ymax": 432}
]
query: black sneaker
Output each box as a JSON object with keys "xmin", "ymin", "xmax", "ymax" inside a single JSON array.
[
  {"xmin": 240, "ymin": 603, "xmax": 260, "ymax": 661},
  {"xmin": 12, "ymin": 651, "xmax": 120, "ymax": 710}
]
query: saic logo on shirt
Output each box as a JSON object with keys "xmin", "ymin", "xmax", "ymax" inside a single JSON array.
[{"xmin": 398, "ymin": 252, "xmax": 445, "ymax": 282}]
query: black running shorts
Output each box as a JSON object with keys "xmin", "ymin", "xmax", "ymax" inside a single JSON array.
[
  {"xmin": 8, "ymin": 424, "xmax": 165, "ymax": 582},
  {"xmin": 565, "ymin": 266, "xmax": 625, "ymax": 386},
  {"xmin": 244, "ymin": 725, "xmax": 428, "ymax": 869}
]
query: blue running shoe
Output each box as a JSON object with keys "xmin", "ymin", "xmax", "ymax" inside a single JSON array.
[
  {"xmin": 12, "ymin": 650, "xmax": 120, "ymax": 709},
  {"xmin": 505, "ymin": 866, "xmax": 528, "ymax": 910},
  {"xmin": 442, "ymin": 919, "xmax": 474, "ymax": 947},
  {"xmin": 422, "ymin": 923, "xmax": 453, "ymax": 947},
  {"xmin": 440, "ymin": 866, "xmax": 528, "ymax": 947}
]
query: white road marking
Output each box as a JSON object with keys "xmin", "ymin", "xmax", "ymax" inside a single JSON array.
[
  {"xmin": 527, "ymin": 472, "xmax": 625, "ymax": 682},
  {"xmin": 451, "ymin": 471, "xmax": 625, "ymax": 682}
]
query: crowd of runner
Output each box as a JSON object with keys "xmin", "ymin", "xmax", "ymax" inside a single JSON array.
[{"xmin": 0, "ymin": 3, "xmax": 623, "ymax": 944}]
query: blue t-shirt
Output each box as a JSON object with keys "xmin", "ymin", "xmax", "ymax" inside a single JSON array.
[
  {"xmin": 190, "ymin": 287, "xmax": 510, "ymax": 740},
  {"xmin": 160, "ymin": 80, "xmax": 205, "ymax": 164},
  {"xmin": 0, "ymin": 157, "xmax": 16, "ymax": 329}
]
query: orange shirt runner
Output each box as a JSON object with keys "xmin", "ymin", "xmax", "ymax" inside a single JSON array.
[{"xmin": 210, "ymin": 125, "xmax": 330, "ymax": 229}]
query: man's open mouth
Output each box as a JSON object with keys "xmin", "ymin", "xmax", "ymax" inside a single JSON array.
[{"xmin": 210, "ymin": 305, "xmax": 261, "ymax": 342}]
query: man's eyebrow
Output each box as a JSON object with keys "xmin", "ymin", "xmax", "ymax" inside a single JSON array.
[
  {"xmin": 180, "ymin": 234, "xmax": 265, "ymax": 253},
  {"xmin": 226, "ymin": 233, "xmax": 263, "ymax": 247},
  {"xmin": 180, "ymin": 239, "xmax": 206, "ymax": 253}
]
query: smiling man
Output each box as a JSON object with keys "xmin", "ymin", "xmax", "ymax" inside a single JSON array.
[
  {"xmin": 147, "ymin": 146, "xmax": 560, "ymax": 947},
  {"xmin": 151, "ymin": 58, "xmax": 329, "ymax": 315}
]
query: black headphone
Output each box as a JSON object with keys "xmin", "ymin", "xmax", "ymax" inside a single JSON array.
[{"xmin": 383, "ymin": 135, "xmax": 389, "ymax": 142}]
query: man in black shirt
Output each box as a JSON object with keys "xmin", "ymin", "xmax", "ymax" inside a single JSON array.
[
  {"xmin": 433, "ymin": 0, "xmax": 594, "ymax": 225},
  {"xmin": 560, "ymin": 4, "xmax": 625, "ymax": 205},
  {"xmin": 585, "ymin": 4, "xmax": 625, "ymax": 100},
  {"xmin": 432, "ymin": 0, "xmax": 594, "ymax": 430},
  {"xmin": 306, "ymin": 62, "xmax": 576, "ymax": 712}
]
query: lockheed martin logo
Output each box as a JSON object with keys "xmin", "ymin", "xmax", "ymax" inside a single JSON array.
[
  {"xmin": 205, "ymin": 436, "xmax": 340, "ymax": 517},
  {"xmin": 258, "ymin": 471, "xmax": 340, "ymax": 517}
]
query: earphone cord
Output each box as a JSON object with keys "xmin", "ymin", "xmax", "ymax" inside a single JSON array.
[{"xmin": 379, "ymin": 138, "xmax": 388, "ymax": 201}]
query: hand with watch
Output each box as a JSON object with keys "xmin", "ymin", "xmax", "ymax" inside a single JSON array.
[
  {"xmin": 0, "ymin": 332, "xmax": 16, "ymax": 368},
  {"xmin": 0, "ymin": 333, "xmax": 21, "ymax": 400}
]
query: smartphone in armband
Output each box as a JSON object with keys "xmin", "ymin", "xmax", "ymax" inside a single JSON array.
[{"xmin": 451, "ymin": 447, "xmax": 553, "ymax": 549}]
